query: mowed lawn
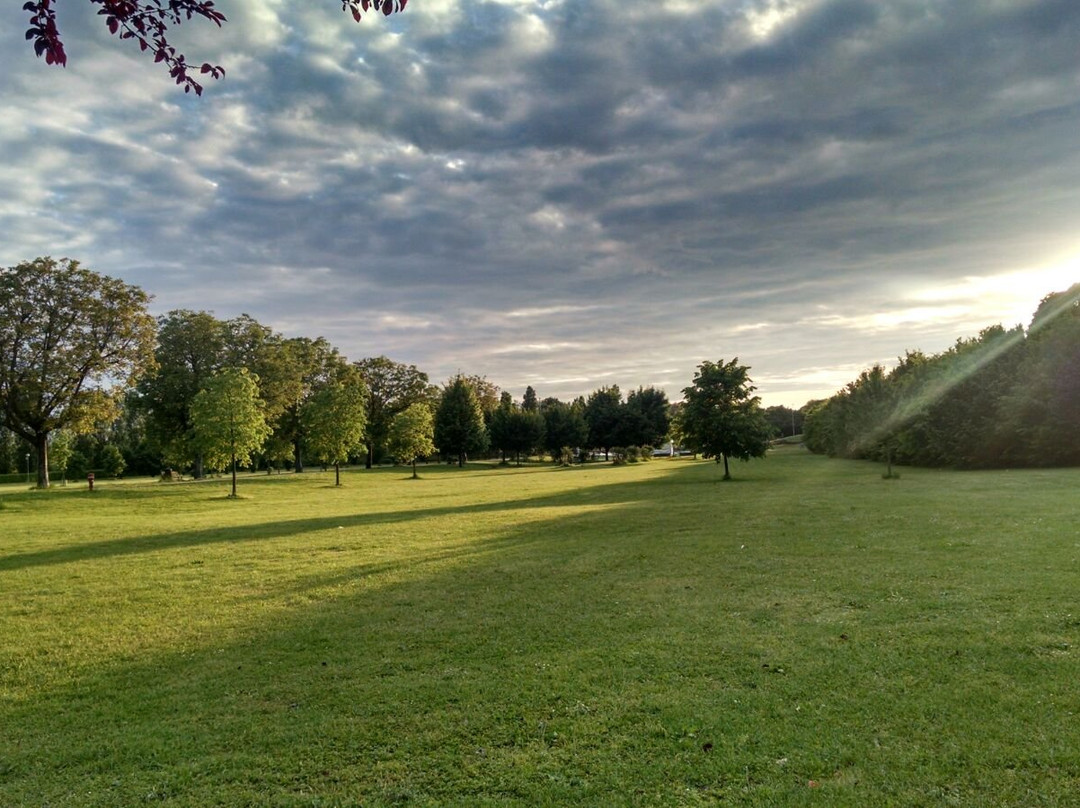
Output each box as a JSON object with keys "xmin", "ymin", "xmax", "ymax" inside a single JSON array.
[{"xmin": 1, "ymin": 449, "xmax": 1079, "ymax": 806}]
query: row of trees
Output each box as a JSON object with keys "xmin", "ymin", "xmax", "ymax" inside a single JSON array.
[
  {"xmin": 803, "ymin": 284, "xmax": 1080, "ymax": 469},
  {"xmin": 1, "ymin": 257, "xmax": 783, "ymax": 488},
  {"xmin": 431, "ymin": 380, "xmax": 673, "ymax": 468}
]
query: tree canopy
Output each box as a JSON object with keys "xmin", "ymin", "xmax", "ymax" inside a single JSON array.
[
  {"xmin": 0, "ymin": 257, "xmax": 156, "ymax": 488},
  {"xmin": 302, "ymin": 370, "xmax": 368, "ymax": 486},
  {"xmin": 434, "ymin": 376, "xmax": 488, "ymax": 467},
  {"xmin": 387, "ymin": 403, "xmax": 436, "ymax": 479},
  {"xmin": 583, "ymin": 386, "xmax": 623, "ymax": 459},
  {"xmin": 24, "ymin": 0, "xmax": 407, "ymax": 95},
  {"xmin": 677, "ymin": 358, "xmax": 771, "ymax": 480},
  {"xmin": 136, "ymin": 309, "xmax": 228, "ymax": 477},
  {"xmin": 799, "ymin": 292, "xmax": 1079, "ymax": 470},
  {"xmin": 540, "ymin": 398, "xmax": 588, "ymax": 464},
  {"xmin": 355, "ymin": 356, "xmax": 433, "ymax": 469},
  {"xmin": 190, "ymin": 367, "xmax": 270, "ymax": 497}
]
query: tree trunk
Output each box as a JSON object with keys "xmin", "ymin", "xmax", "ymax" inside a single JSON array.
[
  {"xmin": 722, "ymin": 453, "xmax": 731, "ymax": 481},
  {"xmin": 458, "ymin": 451, "xmax": 465, "ymax": 468},
  {"xmin": 35, "ymin": 431, "xmax": 50, "ymax": 489},
  {"xmin": 194, "ymin": 452, "xmax": 204, "ymax": 480},
  {"xmin": 366, "ymin": 443, "xmax": 374, "ymax": 470},
  {"xmin": 230, "ymin": 454, "xmax": 238, "ymax": 498},
  {"xmin": 293, "ymin": 440, "xmax": 304, "ymax": 473},
  {"xmin": 411, "ymin": 458, "xmax": 418, "ymax": 479},
  {"xmin": 334, "ymin": 461, "xmax": 341, "ymax": 486}
]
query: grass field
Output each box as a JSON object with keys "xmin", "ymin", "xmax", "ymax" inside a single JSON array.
[{"xmin": 1, "ymin": 448, "xmax": 1079, "ymax": 806}]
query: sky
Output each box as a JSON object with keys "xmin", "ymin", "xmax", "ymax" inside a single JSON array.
[{"xmin": 3, "ymin": 0, "xmax": 1079, "ymax": 408}]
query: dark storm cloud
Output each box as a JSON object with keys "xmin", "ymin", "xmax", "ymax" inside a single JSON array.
[{"xmin": 2, "ymin": 0, "xmax": 1079, "ymax": 405}]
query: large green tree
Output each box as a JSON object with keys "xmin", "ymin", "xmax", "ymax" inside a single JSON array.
[
  {"xmin": 301, "ymin": 370, "xmax": 368, "ymax": 487},
  {"xmin": 434, "ymin": 376, "xmax": 489, "ymax": 467},
  {"xmin": 678, "ymin": 358, "xmax": 771, "ymax": 480},
  {"xmin": 490, "ymin": 399, "xmax": 545, "ymax": 466},
  {"xmin": 541, "ymin": 398, "xmax": 588, "ymax": 463},
  {"xmin": 0, "ymin": 257, "xmax": 157, "ymax": 488},
  {"xmin": 584, "ymin": 386, "xmax": 623, "ymax": 459},
  {"xmin": 190, "ymin": 368, "xmax": 270, "ymax": 498},
  {"xmin": 270, "ymin": 336, "xmax": 350, "ymax": 473},
  {"xmin": 622, "ymin": 386, "xmax": 670, "ymax": 448},
  {"xmin": 355, "ymin": 356, "xmax": 433, "ymax": 468},
  {"xmin": 137, "ymin": 309, "xmax": 228, "ymax": 477},
  {"xmin": 1000, "ymin": 284, "xmax": 1080, "ymax": 466}
]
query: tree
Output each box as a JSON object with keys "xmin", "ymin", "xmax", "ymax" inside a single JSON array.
[
  {"xmin": 507, "ymin": 409, "xmax": 545, "ymax": 465},
  {"xmin": 584, "ymin": 386, "xmax": 623, "ymax": 459},
  {"xmin": 49, "ymin": 430, "xmax": 75, "ymax": 484},
  {"xmin": 522, "ymin": 386, "xmax": 539, "ymax": 412},
  {"xmin": 541, "ymin": 399, "xmax": 588, "ymax": 463},
  {"xmin": 1000, "ymin": 284, "xmax": 1080, "ymax": 466},
  {"xmin": 190, "ymin": 368, "xmax": 270, "ymax": 497},
  {"xmin": 764, "ymin": 405, "xmax": 803, "ymax": 439},
  {"xmin": 490, "ymin": 400, "xmax": 545, "ymax": 466},
  {"xmin": 488, "ymin": 396, "xmax": 516, "ymax": 464},
  {"xmin": 387, "ymin": 403, "xmax": 436, "ymax": 479},
  {"xmin": 136, "ymin": 309, "xmax": 228, "ymax": 478},
  {"xmin": 678, "ymin": 358, "xmax": 771, "ymax": 480},
  {"xmin": 0, "ymin": 257, "xmax": 157, "ymax": 488},
  {"xmin": 269, "ymin": 336, "xmax": 349, "ymax": 473},
  {"xmin": 302, "ymin": 371, "xmax": 368, "ymax": 487},
  {"xmin": 456, "ymin": 374, "xmax": 501, "ymax": 428},
  {"xmin": 24, "ymin": 0, "xmax": 407, "ymax": 96},
  {"xmin": 355, "ymin": 356, "xmax": 434, "ymax": 469},
  {"xmin": 623, "ymin": 386, "xmax": 670, "ymax": 448},
  {"xmin": 434, "ymin": 376, "xmax": 488, "ymax": 467},
  {"xmin": 100, "ymin": 443, "xmax": 126, "ymax": 478}
]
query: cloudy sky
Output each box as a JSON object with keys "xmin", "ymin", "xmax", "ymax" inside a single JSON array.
[{"xmin": 3, "ymin": 0, "xmax": 1079, "ymax": 407}]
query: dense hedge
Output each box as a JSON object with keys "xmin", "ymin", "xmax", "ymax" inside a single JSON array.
[{"xmin": 804, "ymin": 284, "xmax": 1080, "ymax": 469}]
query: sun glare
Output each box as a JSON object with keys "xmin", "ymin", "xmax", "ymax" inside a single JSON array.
[{"xmin": 911, "ymin": 255, "xmax": 1079, "ymax": 329}]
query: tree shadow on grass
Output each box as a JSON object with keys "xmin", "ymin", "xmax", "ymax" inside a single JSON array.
[
  {"xmin": 0, "ymin": 462, "xmax": 714, "ymax": 573},
  {"xmin": 0, "ymin": 471, "xmax": 760, "ymax": 805},
  {"xmin": 2, "ymin": 454, "xmax": 1066, "ymax": 805}
]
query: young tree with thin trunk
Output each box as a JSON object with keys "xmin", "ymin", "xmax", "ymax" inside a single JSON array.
[
  {"xmin": 302, "ymin": 371, "xmax": 368, "ymax": 487},
  {"xmin": 49, "ymin": 430, "xmax": 74, "ymax": 485},
  {"xmin": 387, "ymin": 403, "xmax": 436, "ymax": 479},
  {"xmin": 0, "ymin": 257, "xmax": 156, "ymax": 488},
  {"xmin": 190, "ymin": 368, "xmax": 270, "ymax": 498}
]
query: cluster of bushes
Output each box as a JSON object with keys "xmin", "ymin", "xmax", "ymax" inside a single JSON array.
[{"xmin": 610, "ymin": 446, "xmax": 654, "ymax": 465}]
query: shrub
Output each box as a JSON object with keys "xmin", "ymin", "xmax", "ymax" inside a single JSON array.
[{"xmin": 100, "ymin": 445, "xmax": 126, "ymax": 478}]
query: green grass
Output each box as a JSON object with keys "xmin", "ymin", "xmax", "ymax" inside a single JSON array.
[{"xmin": 2, "ymin": 449, "xmax": 1079, "ymax": 806}]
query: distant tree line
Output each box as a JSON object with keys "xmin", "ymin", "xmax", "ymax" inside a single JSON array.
[
  {"xmin": 6, "ymin": 258, "xmax": 782, "ymax": 487},
  {"xmin": 8, "ymin": 258, "xmax": 1074, "ymax": 487},
  {"xmin": 803, "ymin": 284, "xmax": 1080, "ymax": 469}
]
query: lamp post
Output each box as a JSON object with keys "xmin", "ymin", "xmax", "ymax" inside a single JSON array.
[{"xmin": 25, "ymin": 452, "xmax": 31, "ymax": 485}]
